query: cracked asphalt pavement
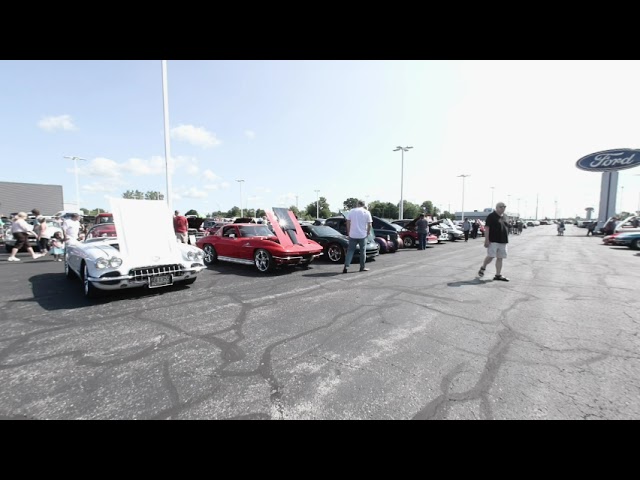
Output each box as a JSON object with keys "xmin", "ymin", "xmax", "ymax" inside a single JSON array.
[{"xmin": 1, "ymin": 224, "xmax": 638, "ymax": 419}]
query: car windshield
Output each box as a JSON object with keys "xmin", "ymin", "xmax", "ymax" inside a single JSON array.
[
  {"xmin": 312, "ymin": 226, "xmax": 342, "ymax": 237},
  {"xmin": 239, "ymin": 225, "xmax": 274, "ymax": 237}
]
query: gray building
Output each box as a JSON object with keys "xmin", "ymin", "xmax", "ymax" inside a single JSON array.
[{"xmin": 0, "ymin": 181, "xmax": 64, "ymax": 217}]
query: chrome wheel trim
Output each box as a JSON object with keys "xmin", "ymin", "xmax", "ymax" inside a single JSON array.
[
  {"xmin": 254, "ymin": 249, "xmax": 270, "ymax": 272},
  {"xmin": 203, "ymin": 244, "xmax": 216, "ymax": 264},
  {"xmin": 327, "ymin": 244, "xmax": 342, "ymax": 262}
]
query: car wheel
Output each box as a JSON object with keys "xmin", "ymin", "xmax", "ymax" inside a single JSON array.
[
  {"xmin": 403, "ymin": 236, "xmax": 414, "ymax": 248},
  {"xmin": 82, "ymin": 263, "xmax": 100, "ymax": 298},
  {"xmin": 202, "ymin": 244, "xmax": 218, "ymax": 265},
  {"xmin": 325, "ymin": 243, "xmax": 344, "ymax": 263},
  {"xmin": 633, "ymin": 238, "xmax": 640, "ymax": 250},
  {"xmin": 254, "ymin": 249, "xmax": 274, "ymax": 273},
  {"xmin": 65, "ymin": 257, "xmax": 74, "ymax": 279},
  {"xmin": 449, "ymin": 233, "xmax": 456, "ymax": 241}
]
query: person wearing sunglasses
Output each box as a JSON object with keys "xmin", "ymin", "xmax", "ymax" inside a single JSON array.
[{"xmin": 478, "ymin": 202, "xmax": 510, "ymax": 281}]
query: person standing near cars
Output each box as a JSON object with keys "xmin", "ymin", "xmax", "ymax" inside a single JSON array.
[
  {"xmin": 6, "ymin": 212, "xmax": 44, "ymax": 261},
  {"xmin": 478, "ymin": 202, "xmax": 509, "ymax": 281},
  {"xmin": 462, "ymin": 218, "xmax": 471, "ymax": 242},
  {"xmin": 62, "ymin": 213, "xmax": 81, "ymax": 244},
  {"xmin": 173, "ymin": 210, "xmax": 189, "ymax": 243},
  {"xmin": 416, "ymin": 213, "xmax": 429, "ymax": 250},
  {"xmin": 34, "ymin": 215, "xmax": 51, "ymax": 255},
  {"xmin": 343, "ymin": 200, "xmax": 372, "ymax": 273}
]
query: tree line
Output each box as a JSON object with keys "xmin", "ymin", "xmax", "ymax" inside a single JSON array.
[{"xmin": 83, "ymin": 191, "xmax": 457, "ymax": 220}]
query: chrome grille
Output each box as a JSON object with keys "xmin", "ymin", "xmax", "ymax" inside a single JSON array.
[{"xmin": 129, "ymin": 264, "xmax": 185, "ymax": 282}]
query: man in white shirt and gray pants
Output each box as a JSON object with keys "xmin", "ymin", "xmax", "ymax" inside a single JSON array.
[{"xmin": 343, "ymin": 200, "xmax": 372, "ymax": 274}]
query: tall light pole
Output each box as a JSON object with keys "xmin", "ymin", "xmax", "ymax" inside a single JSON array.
[
  {"xmin": 517, "ymin": 198, "xmax": 521, "ymax": 218},
  {"xmin": 314, "ymin": 190, "xmax": 320, "ymax": 218},
  {"xmin": 619, "ymin": 185, "xmax": 625, "ymax": 213},
  {"xmin": 393, "ymin": 146, "xmax": 413, "ymax": 219},
  {"xmin": 236, "ymin": 179, "xmax": 245, "ymax": 217},
  {"xmin": 490, "ymin": 186, "xmax": 495, "ymax": 207},
  {"xmin": 161, "ymin": 60, "xmax": 173, "ymax": 212},
  {"xmin": 63, "ymin": 156, "xmax": 86, "ymax": 210},
  {"xmin": 457, "ymin": 174, "xmax": 470, "ymax": 222}
]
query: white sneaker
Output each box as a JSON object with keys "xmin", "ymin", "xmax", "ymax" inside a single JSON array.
[
  {"xmin": 32, "ymin": 253, "xmax": 44, "ymax": 259},
  {"xmin": 7, "ymin": 257, "xmax": 20, "ymax": 261}
]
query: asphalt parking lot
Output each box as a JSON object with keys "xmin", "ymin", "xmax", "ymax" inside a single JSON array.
[{"xmin": 1, "ymin": 225, "xmax": 639, "ymax": 419}]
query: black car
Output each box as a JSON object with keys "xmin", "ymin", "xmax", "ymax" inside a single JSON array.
[
  {"xmin": 300, "ymin": 224, "xmax": 379, "ymax": 263},
  {"xmin": 325, "ymin": 215, "xmax": 399, "ymax": 251}
]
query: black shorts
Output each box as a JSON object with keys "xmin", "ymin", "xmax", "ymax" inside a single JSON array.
[{"xmin": 12, "ymin": 232, "xmax": 29, "ymax": 250}]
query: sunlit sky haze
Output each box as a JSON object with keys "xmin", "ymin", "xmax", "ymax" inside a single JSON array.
[{"xmin": 1, "ymin": 60, "xmax": 639, "ymax": 219}]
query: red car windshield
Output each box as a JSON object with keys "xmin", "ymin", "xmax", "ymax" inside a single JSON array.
[{"xmin": 239, "ymin": 225, "xmax": 274, "ymax": 237}]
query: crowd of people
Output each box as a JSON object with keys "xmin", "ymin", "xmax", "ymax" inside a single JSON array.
[{"xmin": 4, "ymin": 208, "xmax": 86, "ymax": 262}]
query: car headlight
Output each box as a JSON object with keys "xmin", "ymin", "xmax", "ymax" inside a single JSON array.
[
  {"xmin": 95, "ymin": 257, "xmax": 122, "ymax": 269},
  {"xmin": 95, "ymin": 257, "xmax": 109, "ymax": 269},
  {"xmin": 109, "ymin": 257, "xmax": 123, "ymax": 268}
]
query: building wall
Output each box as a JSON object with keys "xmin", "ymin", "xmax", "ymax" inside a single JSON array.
[{"xmin": 0, "ymin": 181, "xmax": 64, "ymax": 216}]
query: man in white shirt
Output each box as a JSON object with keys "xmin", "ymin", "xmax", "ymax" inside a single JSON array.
[
  {"xmin": 63, "ymin": 213, "xmax": 81, "ymax": 244},
  {"xmin": 343, "ymin": 200, "xmax": 373, "ymax": 273}
]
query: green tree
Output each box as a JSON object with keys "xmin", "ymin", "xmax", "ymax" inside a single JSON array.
[
  {"xmin": 122, "ymin": 190, "xmax": 144, "ymax": 200},
  {"xmin": 185, "ymin": 209, "xmax": 199, "ymax": 216},
  {"xmin": 402, "ymin": 201, "xmax": 421, "ymax": 220},
  {"xmin": 343, "ymin": 197, "xmax": 360, "ymax": 210},
  {"xmin": 227, "ymin": 206, "xmax": 241, "ymax": 217},
  {"xmin": 305, "ymin": 196, "xmax": 331, "ymax": 218},
  {"xmin": 255, "ymin": 208, "xmax": 266, "ymax": 218},
  {"xmin": 421, "ymin": 201, "xmax": 435, "ymax": 215},
  {"xmin": 145, "ymin": 191, "xmax": 164, "ymax": 200}
]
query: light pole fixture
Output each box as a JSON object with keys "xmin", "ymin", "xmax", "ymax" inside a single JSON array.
[
  {"xmin": 393, "ymin": 146, "xmax": 413, "ymax": 220},
  {"xmin": 63, "ymin": 156, "xmax": 87, "ymax": 210},
  {"xmin": 236, "ymin": 179, "xmax": 245, "ymax": 217},
  {"xmin": 457, "ymin": 174, "xmax": 470, "ymax": 222},
  {"xmin": 490, "ymin": 186, "xmax": 495, "ymax": 207},
  {"xmin": 314, "ymin": 190, "xmax": 320, "ymax": 218},
  {"xmin": 161, "ymin": 60, "xmax": 173, "ymax": 212}
]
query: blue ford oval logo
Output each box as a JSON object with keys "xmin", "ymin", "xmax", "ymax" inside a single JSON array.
[{"xmin": 576, "ymin": 149, "xmax": 640, "ymax": 172}]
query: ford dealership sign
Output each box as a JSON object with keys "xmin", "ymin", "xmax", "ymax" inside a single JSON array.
[{"xmin": 576, "ymin": 149, "xmax": 640, "ymax": 172}]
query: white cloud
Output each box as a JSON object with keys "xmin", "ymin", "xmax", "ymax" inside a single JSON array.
[
  {"xmin": 202, "ymin": 169, "xmax": 220, "ymax": 181},
  {"xmin": 171, "ymin": 124, "xmax": 221, "ymax": 148},
  {"xmin": 175, "ymin": 186, "xmax": 208, "ymax": 199},
  {"xmin": 38, "ymin": 114, "xmax": 77, "ymax": 132},
  {"xmin": 245, "ymin": 129, "xmax": 256, "ymax": 139}
]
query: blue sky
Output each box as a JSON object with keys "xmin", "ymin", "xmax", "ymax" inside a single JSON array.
[{"xmin": 2, "ymin": 60, "xmax": 640, "ymax": 219}]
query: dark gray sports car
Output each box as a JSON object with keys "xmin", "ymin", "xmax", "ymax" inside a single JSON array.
[{"xmin": 300, "ymin": 224, "xmax": 379, "ymax": 263}]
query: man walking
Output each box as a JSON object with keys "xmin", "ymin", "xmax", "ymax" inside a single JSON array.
[
  {"xmin": 343, "ymin": 200, "xmax": 372, "ymax": 273},
  {"xmin": 478, "ymin": 202, "xmax": 510, "ymax": 281},
  {"xmin": 462, "ymin": 218, "xmax": 471, "ymax": 242}
]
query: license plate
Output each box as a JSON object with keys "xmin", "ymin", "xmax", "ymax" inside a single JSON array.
[{"xmin": 149, "ymin": 275, "xmax": 173, "ymax": 288}]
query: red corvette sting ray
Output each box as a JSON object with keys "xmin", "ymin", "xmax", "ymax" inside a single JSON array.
[{"xmin": 196, "ymin": 208, "xmax": 323, "ymax": 273}]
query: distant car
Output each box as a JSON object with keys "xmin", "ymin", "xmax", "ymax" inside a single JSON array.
[
  {"xmin": 300, "ymin": 224, "xmax": 379, "ymax": 263},
  {"xmin": 396, "ymin": 218, "xmax": 448, "ymax": 243},
  {"xmin": 611, "ymin": 231, "xmax": 640, "ymax": 250},
  {"xmin": 325, "ymin": 215, "xmax": 399, "ymax": 252},
  {"xmin": 65, "ymin": 201, "xmax": 205, "ymax": 298},
  {"xmin": 390, "ymin": 223, "xmax": 437, "ymax": 248},
  {"xmin": 196, "ymin": 208, "xmax": 323, "ymax": 273}
]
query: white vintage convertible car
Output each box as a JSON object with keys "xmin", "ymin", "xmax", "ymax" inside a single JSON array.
[{"xmin": 64, "ymin": 199, "xmax": 205, "ymax": 298}]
